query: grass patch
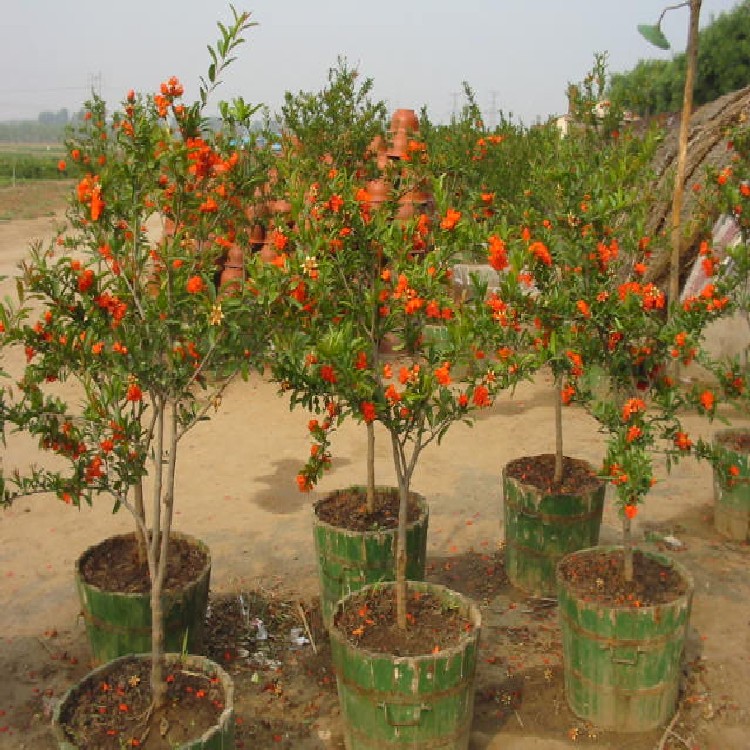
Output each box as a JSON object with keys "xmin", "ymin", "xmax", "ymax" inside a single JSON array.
[{"xmin": 0, "ymin": 180, "xmax": 72, "ymax": 221}]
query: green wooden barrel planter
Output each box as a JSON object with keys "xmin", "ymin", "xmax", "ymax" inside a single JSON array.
[
  {"xmin": 313, "ymin": 488, "xmax": 429, "ymax": 629},
  {"xmin": 556, "ymin": 546, "xmax": 694, "ymax": 732},
  {"xmin": 712, "ymin": 427, "xmax": 750, "ymax": 542},
  {"xmin": 502, "ymin": 456, "xmax": 605, "ymax": 597},
  {"xmin": 75, "ymin": 532, "xmax": 211, "ymax": 664},
  {"xmin": 52, "ymin": 653, "xmax": 234, "ymax": 749},
  {"xmin": 330, "ymin": 581, "xmax": 481, "ymax": 749}
]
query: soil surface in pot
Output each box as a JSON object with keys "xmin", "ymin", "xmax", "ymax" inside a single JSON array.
[
  {"xmin": 58, "ymin": 656, "xmax": 225, "ymax": 750},
  {"xmin": 80, "ymin": 534, "xmax": 208, "ymax": 594},
  {"xmin": 505, "ymin": 454, "xmax": 602, "ymax": 495},
  {"xmin": 558, "ymin": 549, "xmax": 689, "ymax": 607},
  {"xmin": 716, "ymin": 430, "xmax": 750, "ymax": 453},
  {"xmin": 334, "ymin": 586, "xmax": 473, "ymax": 656},
  {"xmin": 314, "ymin": 487, "xmax": 420, "ymax": 532}
]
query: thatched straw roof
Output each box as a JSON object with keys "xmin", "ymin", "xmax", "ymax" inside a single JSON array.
[{"xmin": 643, "ymin": 85, "xmax": 750, "ymax": 291}]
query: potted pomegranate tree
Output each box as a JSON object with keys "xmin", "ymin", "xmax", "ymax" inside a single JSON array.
[
  {"xmin": 262, "ymin": 134, "xmax": 534, "ymax": 743},
  {"xmin": 0, "ymin": 9, "xmax": 272, "ymax": 748}
]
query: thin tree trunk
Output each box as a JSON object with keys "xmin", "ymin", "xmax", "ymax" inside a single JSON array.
[
  {"xmin": 390, "ymin": 431, "xmax": 409, "ymax": 630},
  {"xmin": 367, "ymin": 272, "xmax": 380, "ymax": 514},
  {"xmin": 554, "ymin": 372, "xmax": 564, "ymax": 484},
  {"xmin": 623, "ymin": 515, "xmax": 634, "ymax": 583},
  {"xmin": 366, "ymin": 422, "xmax": 375, "ymax": 513},
  {"xmin": 151, "ymin": 401, "xmax": 179, "ymax": 710},
  {"xmin": 133, "ymin": 480, "xmax": 148, "ymax": 567}
]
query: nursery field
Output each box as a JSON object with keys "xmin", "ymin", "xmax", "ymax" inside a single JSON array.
[
  {"xmin": 0, "ymin": 210, "xmax": 748, "ymax": 749},
  {"xmin": 0, "ymin": 179, "xmax": 72, "ymax": 221}
]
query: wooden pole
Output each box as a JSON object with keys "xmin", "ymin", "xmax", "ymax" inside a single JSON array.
[{"xmin": 669, "ymin": 0, "xmax": 702, "ymax": 315}]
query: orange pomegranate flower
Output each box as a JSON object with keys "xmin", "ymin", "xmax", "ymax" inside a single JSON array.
[
  {"xmin": 186, "ymin": 276, "xmax": 205, "ymax": 294},
  {"xmin": 440, "ymin": 208, "xmax": 461, "ymax": 231},
  {"xmin": 626, "ymin": 426, "xmax": 643, "ymax": 443},
  {"xmin": 320, "ymin": 365, "xmax": 337, "ymax": 384},
  {"xmin": 90, "ymin": 187, "xmax": 104, "ymax": 221},
  {"xmin": 674, "ymin": 432, "xmax": 692, "ymax": 451},
  {"xmin": 385, "ymin": 384, "xmax": 401, "ymax": 404},
  {"xmin": 434, "ymin": 363, "xmax": 451, "ymax": 386},
  {"xmin": 487, "ymin": 234, "xmax": 508, "ymax": 272},
  {"xmin": 126, "ymin": 383, "xmax": 143, "ymax": 402},
  {"xmin": 355, "ymin": 351, "xmax": 368, "ymax": 370},
  {"xmin": 296, "ymin": 474, "xmax": 312, "ymax": 493},
  {"xmin": 699, "ymin": 390, "xmax": 715, "ymax": 411},
  {"xmin": 361, "ymin": 401, "xmax": 376, "ymax": 423},
  {"xmin": 624, "ymin": 504, "xmax": 638, "ymax": 520},
  {"xmin": 621, "ymin": 398, "xmax": 646, "ymax": 422},
  {"xmin": 529, "ymin": 241, "xmax": 552, "ymax": 266},
  {"xmin": 472, "ymin": 385, "xmax": 491, "ymax": 408}
]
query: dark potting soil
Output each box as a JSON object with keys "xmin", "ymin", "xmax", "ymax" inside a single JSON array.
[
  {"xmin": 557, "ymin": 549, "xmax": 689, "ymax": 608},
  {"xmin": 504, "ymin": 454, "xmax": 603, "ymax": 495},
  {"xmin": 57, "ymin": 656, "xmax": 225, "ymax": 750},
  {"xmin": 716, "ymin": 429, "xmax": 750, "ymax": 453},
  {"xmin": 334, "ymin": 586, "xmax": 473, "ymax": 657},
  {"xmin": 314, "ymin": 487, "xmax": 421, "ymax": 532},
  {"xmin": 79, "ymin": 534, "xmax": 208, "ymax": 594}
]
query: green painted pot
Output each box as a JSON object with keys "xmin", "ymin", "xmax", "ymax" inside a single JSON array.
[
  {"xmin": 52, "ymin": 653, "xmax": 234, "ymax": 749},
  {"xmin": 712, "ymin": 427, "xmax": 750, "ymax": 541},
  {"xmin": 556, "ymin": 546, "xmax": 693, "ymax": 732},
  {"xmin": 313, "ymin": 487, "xmax": 429, "ymax": 630},
  {"xmin": 75, "ymin": 532, "xmax": 211, "ymax": 664},
  {"xmin": 502, "ymin": 456, "xmax": 605, "ymax": 597},
  {"xmin": 330, "ymin": 581, "xmax": 481, "ymax": 749}
]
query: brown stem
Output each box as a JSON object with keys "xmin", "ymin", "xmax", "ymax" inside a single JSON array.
[
  {"xmin": 554, "ymin": 372, "xmax": 564, "ymax": 484},
  {"xmin": 150, "ymin": 400, "xmax": 179, "ymax": 710},
  {"xmin": 133, "ymin": 480, "xmax": 147, "ymax": 567},
  {"xmin": 366, "ymin": 422, "xmax": 375, "ymax": 513},
  {"xmin": 390, "ymin": 431, "xmax": 409, "ymax": 630},
  {"xmin": 623, "ymin": 515, "xmax": 634, "ymax": 583}
]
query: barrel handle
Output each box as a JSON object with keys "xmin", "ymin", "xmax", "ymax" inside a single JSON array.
[
  {"xmin": 378, "ymin": 702, "xmax": 432, "ymax": 727},
  {"xmin": 605, "ymin": 646, "xmax": 644, "ymax": 665}
]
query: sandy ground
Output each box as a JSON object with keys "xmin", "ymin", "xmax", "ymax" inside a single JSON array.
[{"xmin": 0, "ymin": 215, "xmax": 748, "ymax": 749}]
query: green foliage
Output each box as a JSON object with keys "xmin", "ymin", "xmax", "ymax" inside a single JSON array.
[
  {"xmin": 695, "ymin": 122, "xmax": 750, "ymax": 484},
  {"xmin": 421, "ymin": 82, "xmax": 540, "ymax": 232},
  {"xmin": 0, "ymin": 150, "xmax": 77, "ymax": 181},
  {"xmin": 280, "ymin": 56, "xmax": 388, "ymax": 175}
]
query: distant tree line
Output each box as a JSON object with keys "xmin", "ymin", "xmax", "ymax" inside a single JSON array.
[
  {"xmin": 608, "ymin": 0, "xmax": 750, "ymax": 117},
  {"xmin": 0, "ymin": 108, "xmax": 86, "ymax": 143}
]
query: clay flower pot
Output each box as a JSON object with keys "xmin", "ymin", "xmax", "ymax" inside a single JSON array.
[
  {"xmin": 389, "ymin": 108, "xmax": 419, "ymax": 134},
  {"xmin": 387, "ymin": 127, "xmax": 409, "ymax": 160},
  {"xmin": 396, "ymin": 189, "xmax": 430, "ymax": 222},
  {"xmin": 364, "ymin": 178, "xmax": 390, "ymax": 209},
  {"xmin": 219, "ymin": 244, "xmax": 245, "ymax": 289}
]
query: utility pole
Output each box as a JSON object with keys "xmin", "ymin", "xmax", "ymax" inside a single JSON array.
[
  {"xmin": 489, "ymin": 90, "xmax": 500, "ymax": 130},
  {"xmin": 450, "ymin": 91, "xmax": 460, "ymax": 120}
]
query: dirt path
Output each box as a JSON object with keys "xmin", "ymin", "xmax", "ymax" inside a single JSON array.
[{"xmin": 0, "ymin": 216, "xmax": 747, "ymax": 749}]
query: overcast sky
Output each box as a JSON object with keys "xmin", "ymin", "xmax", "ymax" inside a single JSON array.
[{"xmin": 1, "ymin": 0, "xmax": 743, "ymax": 126}]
